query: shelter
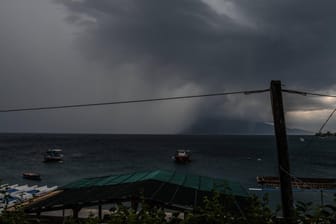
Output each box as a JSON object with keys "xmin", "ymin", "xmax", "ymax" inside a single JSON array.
[{"xmin": 25, "ymin": 170, "xmax": 248, "ymax": 217}]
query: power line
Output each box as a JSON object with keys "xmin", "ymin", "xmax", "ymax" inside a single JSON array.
[
  {"xmin": 0, "ymin": 89, "xmax": 270, "ymax": 113},
  {"xmin": 283, "ymin": 89, "xmax": 336, "ymax": 98}
]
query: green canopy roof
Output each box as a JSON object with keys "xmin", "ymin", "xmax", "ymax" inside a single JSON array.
[
  {"xmin": 26, "ymin": 170, "xmax": 248, "ymax": 213},
  {"xmin": 63, "ymin": 169, "xmax": 247, "ymax": 197}
]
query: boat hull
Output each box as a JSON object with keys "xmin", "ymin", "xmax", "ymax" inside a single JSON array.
[
  {"xmin": 44, "ymin": 156, "xmax": 63, "ymax": 162},
  {"xmin": 174, "ymin": 155, "xmax": 191, "ymax": 163},
  {"xmin": 22, "ymin": 172, "xmax": 41, "ymax": 181},
  {"xmin": 43, "ymin": 149, "xmax": 64, "ymax": 162}
]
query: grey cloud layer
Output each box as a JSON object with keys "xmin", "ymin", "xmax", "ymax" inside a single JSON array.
[
  {"xmin": 52, "ymin": 0, "xmax": 336, "ymax": 132},
  {"xmin": 1, "ymin": 0, "xmax": 335, "ymax": 133}
]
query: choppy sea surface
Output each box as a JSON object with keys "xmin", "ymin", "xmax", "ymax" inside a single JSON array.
[{"xmin": 0, "ymin": 134, "xmax": 335, "ymax": 205}]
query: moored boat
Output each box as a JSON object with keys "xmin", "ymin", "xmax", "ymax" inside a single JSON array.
[
  {"xmin": 44, "ymin": 149, "xmax": 64, "ymax": 162},
  {"xmin": 256, "ymin": 176, "xmax": 336, "ymax": 189},
  {"xmin": 174, "ymin": 149, "xmax": 191, "ymax": 163},
  {"xmin": 0, "ymin": 183, "xmax": 58, "ymax": 213},
  {"xmin": 22, "ymin": 172, "xmax": 41, "ymax": 181}
]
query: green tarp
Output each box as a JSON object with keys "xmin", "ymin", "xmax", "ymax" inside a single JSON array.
[
  {"xmin": 26, "ymin": 170, "xmax": 248, "ymax": 212},
  {"xmin": 63, "ymin": 170, "xmax": 247, "ymax": 197}
]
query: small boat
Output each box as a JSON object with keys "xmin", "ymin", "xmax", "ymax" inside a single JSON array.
[
  {"xmin": 44, "ymin": 149, "xmax": 64, "ymax": 162},
  {"xmin": 174, "ymin": 149, "xmax": 191, "ymax": 163},
  {"xmin": 22, "ymin": 172, "xmax": 41, "ymax": 181},
  {"xmin": 0, "ymin": 184, "xmax": 58, "ymax": 210}
]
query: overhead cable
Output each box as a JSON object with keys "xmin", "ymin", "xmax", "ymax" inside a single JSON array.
[
  {"xmin": 0, "ymin": 89, "xmax": 270, "ymax": 113},
  {"xmin": 283, "ymin": 89, "xmax": 336, "ymax": 98}
]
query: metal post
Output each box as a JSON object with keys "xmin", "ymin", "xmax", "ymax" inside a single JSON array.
[
  {"xmin": 98, "ymin": 204, "xmax": 102, "ymax": 220},
  {"xmin": 72, "ymin": 207, "xmax": 81, "ymax": 219},
  {"xmin": 270, "ymin": 80, "xmax": 296, "ymax": 223},
  {"xmin": 62, "ymin": 209, "xmax": 65, "ymax": 224}
]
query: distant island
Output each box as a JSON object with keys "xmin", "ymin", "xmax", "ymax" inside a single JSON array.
[
  {"xmin": 315, "ymin": 131, "xmax": 336, "ymax": 137},
  {"xmin": 184, "ymin": 117, "xmax": 312, "ymax": 135}
]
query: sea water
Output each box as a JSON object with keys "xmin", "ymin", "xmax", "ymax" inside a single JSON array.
[{"xmin": 0, "ymin": 134, "xmax": 335, "ymax": 206}]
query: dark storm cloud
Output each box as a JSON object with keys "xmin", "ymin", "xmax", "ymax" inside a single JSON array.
[
  {"xmin": 56, "ymin": 0, "xmax": 262, "ymax": 89},
  {"xmin": 57, "ymin": 0, "xmax": 336, "ymax": 90},
  {"xmin": 233, "ymin": 0, "xmax": 336, "ymax": 86},
  {"xmin": 1, "ymin": 0, "xmax": 335, "ymax": 133},
  {"xmin": 52, "ymin": 0, "xmax": 336, "ymax": 133}
]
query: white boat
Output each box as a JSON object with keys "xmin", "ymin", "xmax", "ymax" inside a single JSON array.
[
  {"xmin": 0, "ymin": 184, "xmax": 58, "ymax": 213},
  {"xmin": 174, "ymin": 149, "xmax": 191, "ymax": 163},
  {"xmin": 44, "ymin": 149, "xmax": 64, "ymax": 162}
]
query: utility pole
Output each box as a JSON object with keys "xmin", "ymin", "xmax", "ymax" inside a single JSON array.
[{"xmin": 270, "ymin": 80, "xmax": 296, "ymax": 223}]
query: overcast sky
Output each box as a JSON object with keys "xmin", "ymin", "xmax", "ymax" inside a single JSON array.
[{"xmin": 0, "ymin": 0, "xmax": 336, "ymax": 134}]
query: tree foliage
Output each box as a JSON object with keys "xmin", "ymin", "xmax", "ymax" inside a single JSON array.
[{"xmin": 1, "ymin": 193, "xmax": 336, "ymax": 223}]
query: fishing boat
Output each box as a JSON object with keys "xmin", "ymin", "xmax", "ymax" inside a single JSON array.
[
  {"xmin": 256, "ymin": 176, "xmax": 336, "ymax": 189},
  {"xmin": 174, "ymin": 149, "xmax": 191, "ymax": 163},
  {"xmin": 44, "ymin": 149, "xmax": 64, "ymax": 162},
  {"xmin": 22, "ymin": 172, "xmax": 41, "ymax": 181}
]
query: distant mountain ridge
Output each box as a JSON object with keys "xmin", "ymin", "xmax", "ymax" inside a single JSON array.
[{"xmin": 184, "ymin": 117, "xmax": 312, "ymax": 135}]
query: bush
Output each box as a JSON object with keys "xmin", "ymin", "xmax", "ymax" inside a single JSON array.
[
  {"xmin": 1, "ymin": 193, "xmax": 336, "ymax": 223},
  {"xmin": 295, "ymin": 195, "xmax": 336, "ymax": 224},
  {"xmin": 0, "ymin": 208, "xmax": 29, "ymax": 224}
]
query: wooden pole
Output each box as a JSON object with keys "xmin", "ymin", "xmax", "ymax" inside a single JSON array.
[{"xmin": 270, "ymin": 80, "xmax": 296, "ymax": 223}]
